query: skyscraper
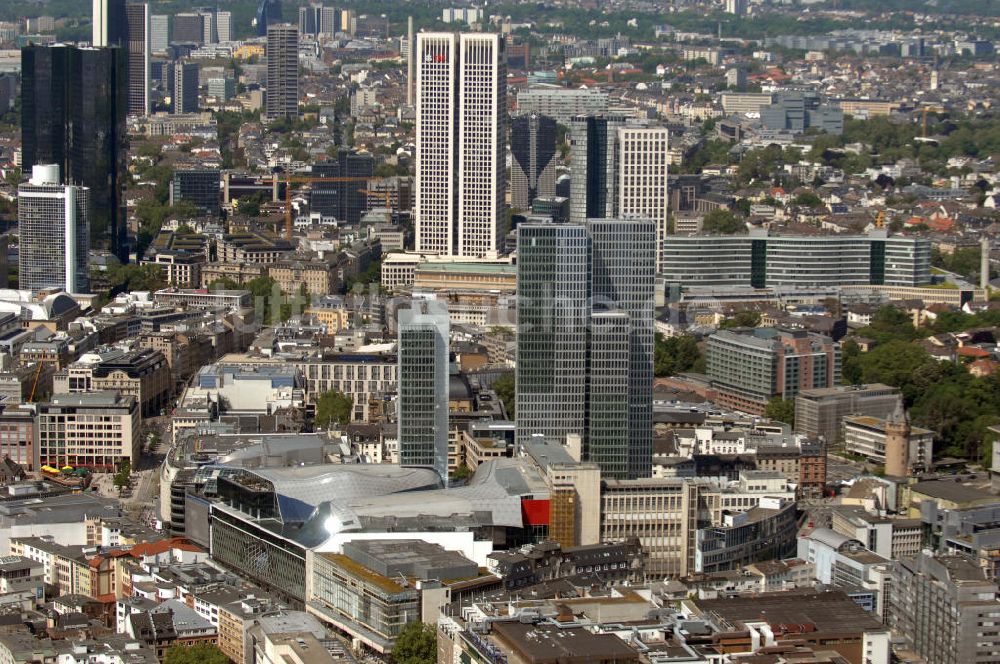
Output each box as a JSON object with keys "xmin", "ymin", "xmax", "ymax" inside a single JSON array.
[
  {"xmin": 569, "ymin": 114, "xmax": 626, "ymax": 223},
  {"xmin": 265, "ymin": 23, "xmax": 298, "ymax": 120},
  {"xmin": 255, "ymin": 0, "xmax": 283, "ymax": 37},
  {"xmin": 516, "ymin": 219, "xmax": 655, "ymax": 479},
  {"xmin": 198, "ymin": 9, "xmax": 217, "ymax": 45},
  {"xmin": 510, "ymin": 113, "xmax": 557, "ymax": 210},
  {"xmin": 617, "ymin": 126, "xmax": 669, "ymax": 273},
  {"xmin": 310, "ymin": 150, "xmax": 374, "ymax": 224},
  {"xmin": 588, "ymin": 218, "xmax": 655, "ymax": 479},
  {"xmin": 172, "ymin": 61, "xmax": 199, "ymax": 114},
  {"xmin": 19, "ymin": 164, "xmax": 90, "ymax": 294},
  {"xmin": 21, "ymin": 44, "xmax": 127, "ymax": 260},
  {"xmin": 125, "ymin": 2, "xmax": 150, "ymax": 116},
  {"xmin": 415, "ymin": 32, "xmax": 506, "ymax": 257},
  {"xmin": 516, "ymin": 223, "xmax": 591, "ymax": 455},
  {"xmin": 569, "ymin": 116, "xmax": 670, "ymax": 271},
  {"xmin": 216, "ymin": 11, "xmax": 232, "ymax": 42},
  {"xmin": 150, "ymin": 14, "xmax": 168, "ymax": 53},
  {"xmin": 92, "ymin": 0, "xmax": 126, "ymax": 47},
  {"xmin": 172, "ymin": 13, "xmax": 204, "ymax": 44},
  {"xmin": 397, "ymin": 301, "xmax": 450, "ymax": 486}
]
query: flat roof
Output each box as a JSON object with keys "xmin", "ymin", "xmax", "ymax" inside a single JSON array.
[
  {"xmin": 491, "ymin": 622, "xmax": 639, "ymax": 664},
  {"xmin": 694, "ymin": 590, "xmax": 883, "ymax": 633},
  {"xmin": 911, "ymin": 479, "xmax": 995, "ymax": 504}
]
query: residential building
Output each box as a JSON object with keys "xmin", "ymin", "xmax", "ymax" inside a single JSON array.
[
  {"xmin": 510, "ymin": 113, "xmax": 556, "ymax": 210},
  {"xmin": 661, "ymin": 230, "xmax": 932, "ymax": 288},
  {"xmin": 707, "ymin": 327, "xmax": 840, "ymax": 415},
  {"xmin": 415, "ymin": 32, "xmax": 506, "ymax": 258},
  {"xmin": 266, "ymin": 23, "xmax": 298, "ymax": 120},
  {"xmin": 21, "ymin": 43, "xmax": 127, "ymax": 259},
  {"xmin": 890, "ymin": 552, "xmax": 1000, "ymax": 664},
  {"xmin": 18, "ymin": 164, "xmax": 90, "ymax": 294},
  {"xmin": 34, "ymin": 392, "xmax": 141, "ymax": 470},
  {"xmin": 795, "ymin": 384, "xmax": 902, "ymax": 447},
  {"xmin": 397, "ymin": 301, "xmax": 449, "ymax": 485}
]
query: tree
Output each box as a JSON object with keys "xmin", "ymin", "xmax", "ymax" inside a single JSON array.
[
  {"xmin": 702, "ymin": 209, "xmax": 744, "ymax": 235},
  {"xmin": 493, "ymin": 373, "xmax": 515, "ymax": 418},
  {"xmin": 793, "ymin": 191, "xmax": 824, "ymax": 208},
  {"xmin": 720, "ymin": 311, "xmax": 761, "ymax": 329},
  {"xmin": 392, "ymin": 621, "xmax": 437, "ymax": 664},
  {"xmin": 841, "ymin": 339, "xmax": 863, "ymax": 385},
  {"xmin": 163, "ymin": 643, "xmax": 229, "ymax": 664},
  {"xmin": 654, "ymin": 334, "xmax": 702, "ymax": 377},
  {"xmin": 765, "ymin": 397, "xmax": 795, "ymax": 426},
  {"xmin": 315, "ymin": 390, "xmax": 353, "ymax": 428}
]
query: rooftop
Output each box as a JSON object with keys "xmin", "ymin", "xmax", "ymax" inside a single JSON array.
[{"xmin": 692, "ymin": 590, "xmax": 883, "ymax": 633}]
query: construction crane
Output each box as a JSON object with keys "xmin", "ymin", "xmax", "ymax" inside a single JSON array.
[
  {"xmin": 281, "ymin": 175, "xmax": 392, "ymax": 241},
  {"xmin": 27, "ymin": 362, "xmax": 45, "ymax": 402}
]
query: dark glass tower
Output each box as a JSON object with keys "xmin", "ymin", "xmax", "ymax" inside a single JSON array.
[
  {"xmin": 510, "ymin": 113, "xmax": 557, "ymax": 210},
  {"xmin": 256, "ymin": 0, "xmax": 283, "ymax": 37},
  {"xmin": 22, "ymin": 44, "xmax": 128, "ymax": 261},
  {"xmin": 310, "ymin": 150, "xmax": 374, "ymax": 224}
]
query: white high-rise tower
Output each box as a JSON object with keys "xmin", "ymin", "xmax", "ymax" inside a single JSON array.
[
  {"xmin": 19, "ymin": 165, "xmax": 90, "ymax": 294},
  {"xmin": 415, "ymin": 31, "xmax": 506, "ymax": 258}
]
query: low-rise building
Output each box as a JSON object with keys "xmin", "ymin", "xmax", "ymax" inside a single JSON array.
[{"xmin": 844, "ymin": 415, "xmax": 934, "ymax": 472}]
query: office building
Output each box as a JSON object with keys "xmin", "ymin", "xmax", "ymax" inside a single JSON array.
[
  {"xmin": 890, "ymin": 552, "xmax": 1000, "ymax": 664},
  {"xmin": 197, "ymin": 9, "xmax": 217, "ymax": 44},
  {"xmin": 255, "ymin": 0, "xmax": 283, "ymax": 37},
  {"xmin": 298, "ymin": 4, "xmax": 334, "ymax": 36},
  {"xmin": 661, "ymin": 230, "xmax": 932, "ymax": 288},
  {"xmin": 726, "ymin": 0, "xmax": 749, "ymax": 14},
  {"xmin": 617, "ymin": 125, "xmax": 670, "ymax": 272},
  {"xmin": 569, "ymin": 115, "xmax": 626, "ymax": 223},
  {"xmin": 54, "ymin": 348, "xmax": 170, "ymax": 418},
  {"xmin": 172, "ymin": 61, "xmax": 199, "ymax": 114},
  {"xmin": 415, "ymin": 32, "xmax": 506, "ymax": 258},
  {"xmin": 517, "ymin": 87, "xmax": 609, "ymax": 125},
  {"xmin": 18, "ymin": 165, "xmax": 90, "ymax": 294},
  {"xmin": 170, "ymin": 169, "xmax": 220, "ymax": 216},
  {"xmin": 794, "ymin": 384, "xmax": 902, "ymax": 446},
  {"xmin": 589, "ymin": 219, "xmax": 655, "ymax": 480},
  {"xmin": 843, "ymin": 411, "xmax": 933, "ymax": 474},
  {"xmin": 707, "ymin": 327, "xmax": 840, "ymax": 415},
  {"xmin": 310, "ymin": 150, "xmax": 374, "ymax": 224},
  {"xmin": 516, "ymin": 223, "xmax": 590, "ymax": 459},
  {"xmin": 266, "ymin": 23, "xmax": 298, "ymax": 120},
  {"xmin": 172, "ymin": 13, "xmax": 205, "ymax": 44},
  {"xmin": 150, "ymin": 14, "xmax": 168, "ymax": 53},
  {"xmin": 35, "ymin": 392, "xmax": 141, "ymax": 470},
  {"xmin": 516, "ymin": 220, "xmax": 654, "ymax": 479},
  {"xmin": 216, "ymin": 11, "xmax": 231, "ymax": 42},
  {"xmin": 21, "ymin": 44, "xmax": 127, "ymax": 260},
  {"xmin": 510, "ymin": 113, "xmax": 556, "ymax": 210},
  {"xmin": 125, "ymin": 2, "xmax": 150, "ymax": 116},
  {"xmin": 208, "ymin": 76, "xmax": 235, "ymax": 101},
  {"xmin": 92, "ymin": 0, "xmax": 126, "ymax": 47},
  {"xmin": 397, "ymin": 301, "xmax": 450, "ymax": 485}
]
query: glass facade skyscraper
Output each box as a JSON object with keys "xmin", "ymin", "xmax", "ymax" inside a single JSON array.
[
  {"xmin": 21, "ymin": 44, "xmax": 127, "ymax": 260},
  {"xmin": 516, "ymin": 219, "xmax": 654, "ymax": 479},
  {"xmin": 510, "ymin": 113, "xmax": 557, "ymax": 210},
  {"xmin": 397, "ymin": 301, "xmax": 450, "ymax": 486}
]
